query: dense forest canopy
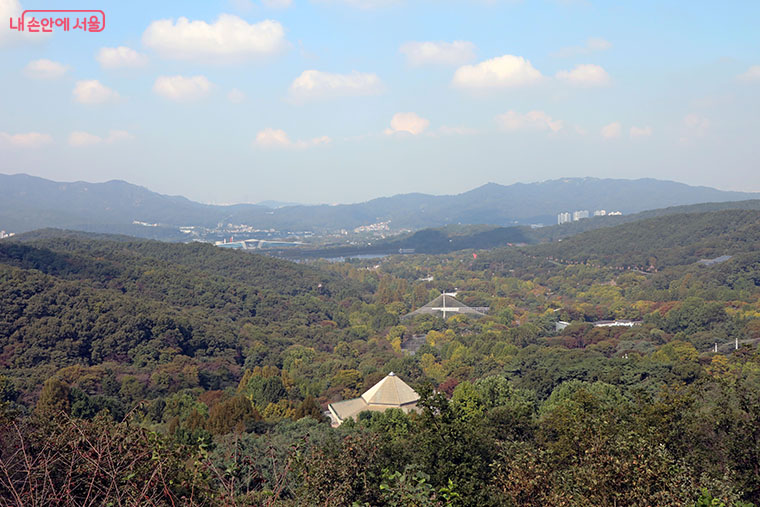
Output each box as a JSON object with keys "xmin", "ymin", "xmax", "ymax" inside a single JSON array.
[{"xmin": 2, "ymin": 208, "xmax": 760, "ymax": 505}]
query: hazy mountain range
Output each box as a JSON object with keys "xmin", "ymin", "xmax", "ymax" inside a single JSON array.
[{"xmin": 1, "ymin": 173, "xmax": 758, "ymax": 237}]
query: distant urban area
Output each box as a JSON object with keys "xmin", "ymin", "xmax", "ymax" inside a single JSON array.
[{"xmin": 557, "ymin": 209, "xmax": 622, "ymax": 224}]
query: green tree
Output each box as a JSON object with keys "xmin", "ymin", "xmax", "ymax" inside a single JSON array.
[{"xmin": 35, "ymin": 378, "xmax": 70, "ymax": 418}]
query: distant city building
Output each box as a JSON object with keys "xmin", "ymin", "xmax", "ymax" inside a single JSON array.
[
  {"xmin": 327, "ymin": 372, "xmax": 420, "ymax": 427},
  {"xmin": 0, "ymin": 230, "xmax": 15, "ymax": 239},
  {"xmin": 214, "ymin": 238, "xmax": 305, "ymax": 250},
  {"xmin": 560, "ymin": 209, "xmax": 614, "ymax": 223},
  {"xmin": 592, "ymin": 319, "xmax": 642, "ymax": 328},
  {"xmin": 572, "ymin": 210, "xmax": 590, "ymax": 221},
  {"xmin": 354, "ymin": 221, "xmax": 391, "ymax": 233},
  {"xmin": 608, "ymin": 211, "xmax": 623, "ymax": 216},
  {"xmin": 132, "ymin": 220, "xmax": 159, "ymax": 227},
  {"xmin": 558, "ymin": 319, "xmax": 642, "ymax": 329}
]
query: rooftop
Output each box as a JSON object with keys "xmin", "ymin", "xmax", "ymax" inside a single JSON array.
[
  {"xmin": 327, "ymin": 372, "xmax": 420, "ymax": 426},
  {"xmin": 403, "ymin": 293, "xmax": 488, "ymax": 319}
]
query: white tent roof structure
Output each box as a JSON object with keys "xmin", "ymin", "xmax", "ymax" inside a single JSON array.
[
  {"xmin": 403, "ymin": 293, "xmax": 489, "ymax": 319},
  {"xmin": 361, "ymin": 372, "xmax": 420, "ymax": 406},
  {"xmin": 327, "ymin": 372, "xmax": 420, "ymax": 426}
]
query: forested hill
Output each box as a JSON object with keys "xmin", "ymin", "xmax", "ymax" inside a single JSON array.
[
  {"xmin": 5, "ymin": 229, "xmax": 354, "ymax": 296},
  {"xmin": 529, "ymin": 198, "xmax": 760, "ymax": 243},
  {"xmin": 524, "ymin": 208, "xmax": 760, "ymax": 270},
  {"xmin": 4, "ymin": 224, "xmax": 760, "ymax": 504},
  {"xmin": 0, "ymin": 232, "xmax": 369, "ymax": 393}
]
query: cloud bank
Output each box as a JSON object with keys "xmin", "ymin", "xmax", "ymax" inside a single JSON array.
[
  {"xmin": 143, "ymin": 14, "xmax": 286, "ymax": 61},
  {"xmin": 453, "ymin": 55, "xmax": 542, "ymax": 89}
]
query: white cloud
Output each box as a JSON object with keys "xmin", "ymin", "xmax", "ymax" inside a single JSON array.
[
  {"xmin": 301, "ymin": 136, "xmax": 332, "ymax": 148},
  {"xmin": 452, "ymin": 55, "xmax": 542, "ymax": 89},
  {"xmin": 738, "ymin": 65, "xmax": 760, "ymax": 82},
  {"xmin": 142, "ymin": 14, "xmax": 286, "ymax": 61},
  {"xmin": 587, "ymin": 37, "xmax": 612, "ymax": 51},
  {"xmin": 24, "ymin": 59, "xmax": 68, "ymax": 79},
  {"xmin": 68, "ymin": 131, "xmax": 102, "ymax": 147},
  {"xmin": 254, "ymin": 128, "xmax": 331, "ymax": 149},
  {"xmin": 438, "ymin": 125, "xmax": 478, "ymax": 136},
  {"xmin": 0, "ymin": 131, "xmax": 52, "ymax": 147},
  {"xmin": 68, "ymin": 130, "xmax": 133, "ymax": 147},
  {"xmin": 315, "ymin": 0, "xmax": 399, "ymax": 7},
  {"xmin": 0, "ymin": 0, "xmax": 21, "ymax": 45},
  {"xmin": 97, "ymin": 46, "xmax": 148, "ymax": 69},
  {"xmin": 263, "ymin": 0, "xmax": 293, "ymax": 7},
  {"xmin": 496, "ymin": 110, "xmax": 563, "ymax": 132},
  {"xmin": 289, "ymin": 70, "xmax": 383, "ymax": 101},
  {"xmin": 256, "ymin": 128, "xmax": 290, "ymax": 147},
  {"xmin": 227, "ymin": 88, "xmax": 246, "ymax": 103},
  {"xmin": 107, "ymin": 130, "xmax": 133, "ymax": 143},
  {"xmin": 400, "ymin": 40, "xmax": 475, "ymax": 66},
  {"xmin": 384, "ymin": 112, "xmax": 430, "ymax": 135},
  {"xmin": 230, "ymin": 0, "xmax": 255, "ymax": 12},
  {"xmin": 600, "ymin": 121, "xmax": 621, "ymax": 139},
  {"xmin": 153, "ymin": 75, "xmax": 212, "ymax": 101},
  {"xmin": 683, "ymin": 114, "xmax": 709, "ymax": 136},
  {"xmin": 72, "ymin": 80, "xmax": 120, "ymax": 104},
  {"xmin": 553, "ymin": 37, "xmax": 611, "ymax": 58},
  {"xmin": 556, "ymin": 64, "xmax": 610, "ymax": 86},
  {"xmin": 0, "ymin": 0, "xmax": 49, "ymax": 45},
  {"xmin": 629, "ymin": 126, "xmax": 652, "ymax": 138}
]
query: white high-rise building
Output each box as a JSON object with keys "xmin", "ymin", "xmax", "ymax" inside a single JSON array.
[
  {"xmin": 572, "ymin": 210, "xmax": 589, "ymax": 221},
  {"xmin": 593, "ymin": 210, "xmax": 607, "ymax": 216},
  {"xmin": 557, "ymin": 212, "xmax": 571, "ymax": 225}
]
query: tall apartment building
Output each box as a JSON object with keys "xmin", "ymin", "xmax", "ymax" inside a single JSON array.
[{"xmin": 572, "ymin": 210, "xmax": 590, "ymax": 221}]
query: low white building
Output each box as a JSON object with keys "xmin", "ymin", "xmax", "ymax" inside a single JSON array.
[
  {"xmin": 592, "ymin": 320, "xmax": 642, "ymax": 328},
  {"xmin": 327, "ymin": 372, "xmax": 420, "ymax": 427}
]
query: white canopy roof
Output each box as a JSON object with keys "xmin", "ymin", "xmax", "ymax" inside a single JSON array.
[
  {"xmin": 328, "ymin": 372, "xmax": 420, "ymax": 426},
  {"xmin": 360, "ymin": 372, "xmax": 420, "ymax": 406}
]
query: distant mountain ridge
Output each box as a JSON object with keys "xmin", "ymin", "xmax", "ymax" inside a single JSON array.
[
  {"xmin": 1, "ymin": 173, "xmax": 758, "ymax": 236},
  {"xmin": 279, "ymin": 199, "xmax": 760, "ymax": 258}
]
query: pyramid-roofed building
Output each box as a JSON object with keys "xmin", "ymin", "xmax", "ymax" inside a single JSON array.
[
  {"xmin": 327, "ymin": 372, "xmax": 420, "ymax": 427},
  {"xmin": 403, "ymin": 293, "xmax": 489, "ymax": 320}
]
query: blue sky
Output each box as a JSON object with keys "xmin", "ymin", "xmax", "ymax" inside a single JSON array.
[{"xmin": 1, "ymin": 0, "xmax": 759, "ymax": 204}]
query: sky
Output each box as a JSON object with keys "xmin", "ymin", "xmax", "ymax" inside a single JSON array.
[{"xmin": 1, "ymin": 0, "xmax": 759, "ymax": 205}]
